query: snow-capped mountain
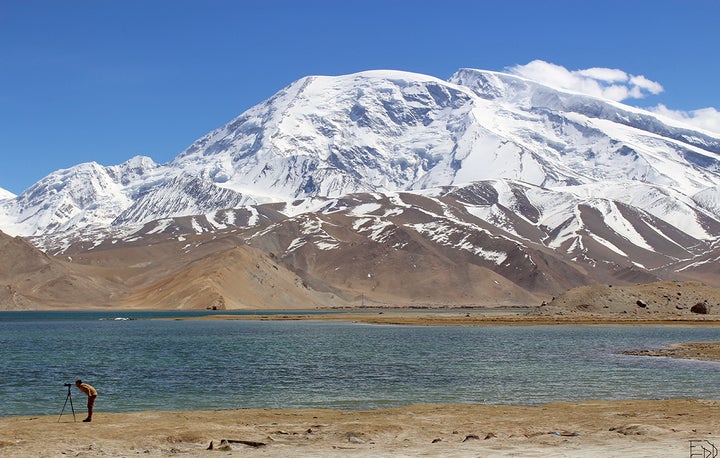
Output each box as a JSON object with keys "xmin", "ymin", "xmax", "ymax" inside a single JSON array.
[
  {"xmin": 3, "ymin": 67, "xmax": 720, "ymax": 309},
  {"xmin": 3, "ymin": 68, "xmax": 720, "ymax": 240},
  {"xmin": 170, "ymin": 68, "xmax": 720, "ymax": 200},
  {"xmin": 449, "ymin": 69, "xmax": 720, "ymax": 191},
  {"xmin": 2, "ymin": 67, "xmax": 720, "ymax": 287},
  {"xmin": 0, "ymin": 156, "xmax": 160, "ymax": 235}
]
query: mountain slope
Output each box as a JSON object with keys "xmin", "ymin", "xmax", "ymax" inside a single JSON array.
[
  {"xmin": 0, "ymin": 187, "xmax": 14, "ymax": 200},
  {"xmin": 450, "ymin": 68, "xmax": 720, "ymax": 189},
  {"xmin": 0, "ymin": 230, "xmax": 127, "ymax": 309},
  {"xmin": 121, "ymin": 244, "xmax": 342, "ymax": 310},
  {"xmin": 0, "ymin": 157, "xmax": 159, "ymax": 236},
  {"xmin": 169, "ymin": 71, "xmax": 478, "ymax": 200}
]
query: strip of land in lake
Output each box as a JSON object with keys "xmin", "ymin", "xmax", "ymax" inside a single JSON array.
[
  {"xmin": 181, "ymin": 310, "xmax": 720, "ymax": 327},
  {"xmin": 622, "ymin": 341, "xmax": 720, "ymax": 362}
]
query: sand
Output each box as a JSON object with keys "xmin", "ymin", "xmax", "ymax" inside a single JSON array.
[{"xmin": 1, "ymin": 400, "xmax": 719, "ymax": 457}]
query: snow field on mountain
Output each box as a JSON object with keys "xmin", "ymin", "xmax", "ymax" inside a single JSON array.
[{"xmin": 0, "ymin": 188, "xmax": 15, "ymax": 200}]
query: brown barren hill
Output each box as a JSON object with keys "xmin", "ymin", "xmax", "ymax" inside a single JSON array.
[
  {"xmin": 0, "ymin": 230, "xmax": 127, "ymax": 309},
  {"xmin": 123, "ymin": 245, "xmax": 343, "ymax": 310},
  {"xmin": 536, "ymin": 281, "xmax": 720, "ymax": 315}
]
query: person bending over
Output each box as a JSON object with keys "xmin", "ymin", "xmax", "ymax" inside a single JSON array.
[{"xmin": 75, "ymin": 379, "xmax": 98, "ymax": 422}]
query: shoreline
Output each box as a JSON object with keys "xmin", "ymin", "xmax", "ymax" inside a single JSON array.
[
  {"xmin": 2, "ymin": 399, "xmax": 718, "ymax": 457},
  {"xmin": 5, "ymin": 307, "xmax": 720, "ymax": 327}
]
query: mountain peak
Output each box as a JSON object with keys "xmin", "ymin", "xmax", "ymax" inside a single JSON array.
[{"xmin": 1, "ymin": 67, "xmax": 720, "ymax": 239}]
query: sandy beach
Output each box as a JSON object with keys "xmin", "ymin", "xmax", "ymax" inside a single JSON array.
[{"xmin": 1, "ymin": 399, "xmax": 718, "ymax": 457}]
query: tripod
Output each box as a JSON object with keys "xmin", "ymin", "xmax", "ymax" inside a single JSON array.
[{"xmin": 58, "ymin": 383, "xmax": 76, "ymax": 422}]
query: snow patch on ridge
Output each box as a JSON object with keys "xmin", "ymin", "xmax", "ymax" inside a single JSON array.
[{"xmin": 407, "ymin": 220, "xmax": 508, "ymax": 264}]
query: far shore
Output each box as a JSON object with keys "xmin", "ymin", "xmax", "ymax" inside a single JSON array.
[
  {"xmin": 7, "ymin": 306, "xmax": 720, "ymax": 328},
  {"xmin": 174, "ymin": 309, "xmax": 720, "ymax": 327},
  {"xmin": 12, "ymin": 305, "xmax": 718, "ymax": 326}
]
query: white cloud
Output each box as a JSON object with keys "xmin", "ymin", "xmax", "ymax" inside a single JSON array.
[
  {"xmin": 508, "ymin": 60, "xmax": 664, "ymax": 102},
  {"xmin": 650, "ymin": 104, "xmax": 720, "ymax": 135},
  {"xmin": 507, "ymin": 60, "xmax": 720, "ymax": 135},
  {"xmin": 629, "ymin": 75, "xmax": 663, "ymax": 95},
  {"xmin": 577, "ymin": 67, "xmax": 628, "ymax": 83}
]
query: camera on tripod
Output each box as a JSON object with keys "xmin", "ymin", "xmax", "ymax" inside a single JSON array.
[{"xmin": 59, "ymin": 383, "xmax": 76, "ymax": 422}]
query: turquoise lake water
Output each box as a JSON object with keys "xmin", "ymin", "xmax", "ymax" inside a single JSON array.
[{"xmin": 1, "ymin": 311, "xmax": 719, "ymax": 417}]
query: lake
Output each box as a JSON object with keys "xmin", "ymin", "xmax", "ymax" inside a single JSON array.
[{"xmin": 1, "ymin": 311, "xmax": 719, "ymax": 417}]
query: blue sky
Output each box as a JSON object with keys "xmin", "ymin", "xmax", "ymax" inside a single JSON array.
[{"xmin": 1, "ymin": 0, "xmax": 719, "ymax": 194}]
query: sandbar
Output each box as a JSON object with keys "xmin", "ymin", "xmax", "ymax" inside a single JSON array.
[
  {"xmin": 622, "ymin": 341, "xmax": 720, "ymax": 362},
  {"xmin": 185, "ymin": 310, "xmax": 720, "ymax": 327}
]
